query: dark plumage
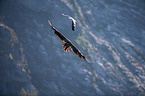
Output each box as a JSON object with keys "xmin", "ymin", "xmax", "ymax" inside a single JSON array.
[
  {"xmin": 62, "ymin": 13, "xmax": 76, "ymax": 31},
  {"xmin": 72, "ymin": 20, "xmax": 75, "ymax": 31},
  {"xmin": 48, "ymin": 20, "xmax": 86, "ymax": 61}
]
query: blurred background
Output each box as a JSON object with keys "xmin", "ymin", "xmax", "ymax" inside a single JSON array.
[{"xmin": 0, "ymin": 0, "xmax": 145, "ymax": 96}]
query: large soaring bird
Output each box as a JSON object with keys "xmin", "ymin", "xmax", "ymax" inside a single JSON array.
[
  {"xmin": 48, "ymin": 20, "xmax": 86, "ymax": 61},
  {"xmin": 62, "ymin": 13, "xmax": 76, "ymax": 31}
]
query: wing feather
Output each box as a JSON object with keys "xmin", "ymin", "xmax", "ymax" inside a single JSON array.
[
  {"xmin": 72, "ymin": 20, "xmax": 75, "ymax": 31},
  {"xmin": 70, "ymin": 43, "xmax": 86, "ymax": 61},
  {"xmin": 48, "ymin": 20, "xmax": 68, "ymax": 42},
  {"xmin": 53, "ymin": 29, "xmax": 66, "ymax": 42}
]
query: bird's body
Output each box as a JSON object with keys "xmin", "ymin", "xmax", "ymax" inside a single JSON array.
[
  {"xmin": 48, "ymin": 20, "xmax": 86, "ymax": 61},
  {"xmin": 62, "ymin": 13, "xmax": 76, "ymax": 31}
]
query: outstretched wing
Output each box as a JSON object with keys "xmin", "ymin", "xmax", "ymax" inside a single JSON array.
[
  {"xmin": 48, "ymin": 20, "xmax": 68, "ymax": 43},
  {"xmin": 53, "ymin": 29, "xmax": 67, "ymax": 42},
  {"xmin": 70, "ymin": 43, "xmax": 86, "ymax": 61},
  {"xmin": 62, "ymin": 13, "xmax": 76, "ymax": 31}
]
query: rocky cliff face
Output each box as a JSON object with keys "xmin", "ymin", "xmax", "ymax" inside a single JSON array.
[{"xmin": 0, "ymin": 0, "xmax": 145, "ymax": 96}]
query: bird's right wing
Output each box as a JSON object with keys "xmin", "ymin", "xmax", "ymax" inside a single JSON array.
[
  {"xmin": 54, "ymin": 29, "xmax": 68, "ymax": 42},
  {"xmin": 48, "ymin": 20, "xmax": 68, "ymax": 42}
]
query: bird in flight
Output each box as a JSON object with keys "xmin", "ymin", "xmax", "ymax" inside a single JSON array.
[
  {"xmin": 48, "ymin": 20, "xmax": 86, "ymax": 61},
  {"xmin": 62, "ymin": 13, "xmax": 76, "ymax": 31}
]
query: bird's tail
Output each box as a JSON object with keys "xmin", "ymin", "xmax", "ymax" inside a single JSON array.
[{"xmin": 48, "ymin": 20, "xmax": 55, "ymax": 30}]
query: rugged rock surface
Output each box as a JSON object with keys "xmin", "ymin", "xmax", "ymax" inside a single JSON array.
[{"xmin": 0, "ymin": 0, "xmax": 145, "ymax": 96}]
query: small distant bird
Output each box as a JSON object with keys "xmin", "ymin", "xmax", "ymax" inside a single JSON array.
[
  {"xmin": 48, "ymin": 20, "xmax": 86, "ymax": 61},
  {"xmin": 62, "ymin": 13, "xmax": 76, "ymax": 31}
]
